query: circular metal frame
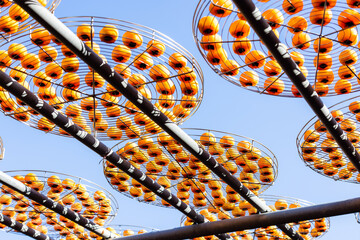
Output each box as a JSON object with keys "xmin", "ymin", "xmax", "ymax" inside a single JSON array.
[
  {"xmin": 193, "ymin": 0, "xmax": 360, "ymax": 97},
  {"xmin": 0, "ymin": 16, "xmax": 204, "ymax": 141},
  {"xmin": 297, "ymin": 95, "xmax": 360, "ymax": 183},
  {"xmin": 103, "ymin": 128, "xmax": 278, "ymax": 210},
  {"xmin": 181, "ymin": 194, "xmax": 330, "ymax": 240},
  {"xmin": 0, "ymin": 170, "xmax": 118, "ymax": 239}
]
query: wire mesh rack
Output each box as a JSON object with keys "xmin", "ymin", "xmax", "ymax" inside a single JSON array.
[
  {"xmin": 0, "ymin": 170, "xmax": 118, "ymax": 239},
  {"xmin": 181, "ymin": 194, "xmax": 330, "ymax": 240},
  {"xmin": 297, "ymin": 95, "xmax": 360, "ymax": 183},
  {"xmin": 0, "ymin": 16, "xmax": 204, "ymax": 141},
  {"xmin": 193, "ymin": 0, "xmax": 360, "ymax": 97},
  {"xmin": 103, "ymin": 128, "xmax": 278, "ymax": 210}
]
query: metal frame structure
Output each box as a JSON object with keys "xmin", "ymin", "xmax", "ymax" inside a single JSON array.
[
  {"xmin": 0, "ymin": 1, "xmax": 358, "ymax": 240},
  {"xmin": 10, "ymin": 1, "xmax": 302, "ymax": 239},
  {"xmin": 104, "ymin": 128, "xmax": 278, "ymax": 208},
  {"xmin": 0, "ymin": 16, "xmax": 204, "ymax": 141},
  {"xmin": 193, "ymin": 0, "xmax": 360, "ymax": 97},
  {"xmin": 229, "ymin": 0, "xmax": 360, "ymax": 171},
  {"xmin": 0, "ymin": 65, "xmax": 230, "ymax": 240}
]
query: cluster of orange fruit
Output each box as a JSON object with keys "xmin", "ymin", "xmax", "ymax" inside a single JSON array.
[
  {"xmin": 195, "ymin": 0, "xmax": 289, "ymax": 95},
  {"xmin": 0, "ymin": 0, "xmax": 48, "ymax": 36},
  {"xmin": 104, "ymin": 130, "xmax": 276, "ymax": 213},
  {"xmin": 288, "ymin": 0, "xmax": 360, "ymax": 96},
  {"xmin": 185, "ymin": 197, "xmax": 328, "ymax": 240},
  {"xmin": 195, "ymin": 0, "xmax": 360, "ymax": 97},
  {"xmin": 0, "ymin": 172, "xmax": 116, "ymax": 239},
  {"xmin": 300, "ymin": 99, "xmax": 360, "ymax": 182},
  {"xmin": 0, "ymin": 17, "xmax": 202, "ymax": 140}
]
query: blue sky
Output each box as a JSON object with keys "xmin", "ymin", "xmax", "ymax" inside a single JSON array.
[{"xmin": 1, "ymin": 0, "xmax": 360, "ymax": 239}]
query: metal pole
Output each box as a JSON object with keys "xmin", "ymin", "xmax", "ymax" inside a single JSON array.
[
  {"xmin": 230, "ymin": 0, "xmax": 360, "ymax": 174},
  {"xmin": 116, "ymin": 197, "xmax": 360, "ymax": 240},
  {"xmin": 0, "ymin": 171, "xmax": 116, "ymax": 239},
  {"xmin": 10, "ymin": 1, "xmax": 300, "ymax": 239},
  {"xmin": 0, "ymin": 213, "xmax": 52, "ymax": 240},
  {"xmin": 0, "ymin": 70, "xmax": 230, "ymax": 240}
]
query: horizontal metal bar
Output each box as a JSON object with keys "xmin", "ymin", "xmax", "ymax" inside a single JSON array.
[{"xmin": 117, "ymin": 197, "xmax": 360, "ymax": 240}]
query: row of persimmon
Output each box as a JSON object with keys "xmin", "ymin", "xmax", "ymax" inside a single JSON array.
[
  {"xmin": 184, "ymin": 196, "xmax": 328, "ymax": 240},
  {"xmin": 0, "ymin": 90, "xmax": 197, "ymax": 140},
  {"xmin": 0, "ymin": 45, "xmax": 200, "ymax": 99}
]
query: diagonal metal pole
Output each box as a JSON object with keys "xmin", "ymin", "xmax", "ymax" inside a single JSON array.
[
  {"xmin": 0, "ymin": 71, "xmax": 231, "ymax": 240},
  {"xmin": 0, "ymin": 212, "xmax": 52, "ymax": 240},
  {"xmin": 11, "ymin": 1, "xmax": 302, "ymax": 239},
  {"xmin": 0, "ymin": 171, "xmax": 117, "ymax": 239},
  {"xmin": 116, "ymin": 197, "xmax": 360, "ymax": 240},
  {"xmin": 230, "ymin": 0, "xmax": 360, "ymax": 174}
]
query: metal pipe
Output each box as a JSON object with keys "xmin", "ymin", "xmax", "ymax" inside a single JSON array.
[
  {"xmin": 117, "ymin": 197, "xmax": 360, "ymax": 240},
  {"xmin": 0, "ymin": 67, "xmax": 230, "ymax": 240},
  {"xmin": 0, "ymin": 171, "xmax": 116, "ymax": 239},
  {"xmin": 11, "ymin": 1, "xmax": 300, "ymax": 239},
  {"xmin": 230, "ymin": 0, "xmax": 360, "ymax": 175},
  {"xmin": 0, "ymin": 213, "xmax": 52, "ymax": 240}
]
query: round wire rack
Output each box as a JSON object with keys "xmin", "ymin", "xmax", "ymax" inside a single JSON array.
[
  {"xmin": 193, "ymin": 0, "xmax": 360, "ymax": 97},
  {"xmin": 181, "ymin": 194, "xmax": 330, "ymax": 240},
  {"xmin": 0, "ymin": 0, "xmax": 61, "ymax": 41},
  {"xmin": 107, "ymin": 224, "xmax": 159, "ymax": 238},
  {"xmin": 103, "ymin": 128, "xmax": 278, "ymax": 210},
  {"xmin": 297, "ymin": 95, "xmax": 360, "ymax": 183},
  {"xmin": 0, "ymin": 170, "xmax": 119, "ymax": 239},
  {"xmin": 0, "ymin": 16, "xmax": 204, "ymax": 141}
]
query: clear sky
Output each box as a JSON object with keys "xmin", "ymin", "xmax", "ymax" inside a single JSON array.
[{"xmin": 0, "ymin": 0, "xmax": 360, "ymax": 239}]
